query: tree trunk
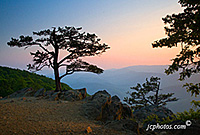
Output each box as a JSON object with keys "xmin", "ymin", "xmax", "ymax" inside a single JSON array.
[
  {"xmin": 155, "ymin": 82, "xmax": 160, "ymax": 106},
  {"xmin": 53, "ymin": 48, "xmax": 61, "ymax": 92},
  {"xmin": 53, "ymin": 30, "xmax": 61, "ymax": 92},
  {"xmin": 54, "ymin": 65, "xmax": 61, "ymax": 92}
]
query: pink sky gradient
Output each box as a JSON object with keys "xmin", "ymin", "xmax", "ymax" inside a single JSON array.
[{"xmin": 0, "ymin": 0, "xmax": 183, "ymax": 70}]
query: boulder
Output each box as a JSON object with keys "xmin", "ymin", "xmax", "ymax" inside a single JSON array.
[
  {"xmin": 5, "ymin": 87, "xmax": 87, "ymax": 102},
  {"xmin": 122, "ymin": 104, "xmax": 133, "ymax": 119},
  {"xmin": 82, "ymin": 90, "xmax": 133, "ymax": 122},
  {"xmin": 59, "ymin": 89, "xmax": 83, "ymax": 101},
  {"xmin": 44, "ymin": 88, "xmax": 87, "ymax": 101},
  {"xmin": 34, "ymin": 88, "xmax": 46, "ymax": 97},
  {"xmin": 98, "ymin": 95, "xmax": 133, "ymax": 121},
  {"xmin": 82, "ymin": 90, "xmax": 111, "ymax": 120},
  {"xmin": 133, "ymin": 105, "xmax": 174, "ymax": 123},
  {"xmin": 7, "ymin": 87, "xmax": 35, "ymax": 98},
  {"xmin": 49, "ymin": 92, "xmax": 60, "ymax": 101},
  {"xmin": 76, "ymin": 88, "xmax": 87, "ymax": 99}
]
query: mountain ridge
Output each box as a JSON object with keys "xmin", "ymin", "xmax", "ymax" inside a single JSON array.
[{"xmin": 60, "ymin": 65, "xmax": 199, "ymax": 113}]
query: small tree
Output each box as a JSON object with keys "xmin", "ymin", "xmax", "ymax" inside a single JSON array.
[
  {"xmin": 7, "ymin": 26, "xmax": 110, "ymax": 91},
  {"xmin": 152, "ymin": 0, "xmax": 200, "ymax": 107},
  {"xmin": 124, "ymin": 76, "xmax": 178, "ymax": 110}
]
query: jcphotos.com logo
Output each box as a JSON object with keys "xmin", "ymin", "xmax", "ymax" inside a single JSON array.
[{"xmin": 146, "ymin": 120, "xmax": 192, "ymax": 131}]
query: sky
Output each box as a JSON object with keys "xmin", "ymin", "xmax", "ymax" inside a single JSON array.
[{"xmin": 0, "ymin": 0, "xmax": 183, "ymax": 70}]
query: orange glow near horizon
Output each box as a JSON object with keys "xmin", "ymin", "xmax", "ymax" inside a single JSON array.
[
  {"xmin": 0, "ymin": 0, "xmax": 184, "ymax": 70},
  {"xmin": 83, "ymin": 15, "xmax": 182, "ymax": 69}
]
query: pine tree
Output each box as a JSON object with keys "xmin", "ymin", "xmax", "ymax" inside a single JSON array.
[
  {"xmin": 152, "ymin": 0, "xmax": 200, "ymax": 107},
  {"xmin": 8, "ymin": 26, "xmax": 110, "ymax": 91},
  {"xmin": 124, "ymin": 76, "xmax": 178, "ymax": 110}
]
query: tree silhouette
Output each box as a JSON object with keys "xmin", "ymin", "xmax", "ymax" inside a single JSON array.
[
  {"xmin": 124, "ymin": 76, "xmax": 178, "ymax": 110},
  {"xmin": 7, "ymin": 26, "xmax": 110, "ymax": 91},
  {"xmin": 152, "ymin": 0, "xmax": 200, "ymax": 107}
]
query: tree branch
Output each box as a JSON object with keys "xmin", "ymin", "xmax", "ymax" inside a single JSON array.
[{"xmin": 58, "ymin": 53, "xmax": 74, "ymax": 66}]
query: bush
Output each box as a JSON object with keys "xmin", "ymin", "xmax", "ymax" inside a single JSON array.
[{"xmin": 143, "ymin": 109, "xmax": 200, "ymax": 125}]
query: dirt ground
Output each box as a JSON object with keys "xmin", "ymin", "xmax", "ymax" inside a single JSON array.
[{"xmin": 0, "ymin": 97, "xmax": 132, "ymax": 135}]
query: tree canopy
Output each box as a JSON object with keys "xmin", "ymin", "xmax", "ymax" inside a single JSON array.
[
  {"xmin": 124, "ymin": 76, "xmax": 178, "ymax": 110},
  {"xmin": 152, "ymin": 0, "xmax": 200, "ymax": 107},
  {"xmin": 0, "ymin": 66, "xmax": 71, "ymax": 97},
  {"xmin": 7, "ymin": 26, "xmax": 110, "ymax": 91}
]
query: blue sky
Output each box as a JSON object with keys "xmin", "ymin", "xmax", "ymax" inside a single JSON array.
[{"xmin": 0, "ymin": 0, "xmax": 182, "ymax": 69}]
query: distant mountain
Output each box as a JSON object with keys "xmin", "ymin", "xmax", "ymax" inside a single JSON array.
[
  {"xmin": 0, "ymin": 66, "xmax": 72, "ymax": 97},
  {"xmin": 59, "ymin": 65, "xmax": 200, "ymax": 113}
]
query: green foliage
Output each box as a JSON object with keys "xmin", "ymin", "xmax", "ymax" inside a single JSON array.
[
  {"xmin": 176, "ymin": 109, "xmax": 200, "ymax": 121},
  {"xmin": 152, "ymin": 0, "xmax": 200, "ymax": 80},
  {"xmin": 191, "ymin": 100, "xmax": 200, "ymax": 108},
  {"xmin": 143, "ymin": 109, "xmax": 200, "ymax": 125},
  {"xmin": 152, "ymin": 0, "xmax": 200, "ymax": 108},
  {"xmin": 183, "ymin": 83, "xmax": 200, "ymax": 97},
  {"xmin": 0, "ymin": 66, "xmax": 72, "ymax": 97},
  {"xmin": 143, "ymin": 114, "xmax": 161, "ymax": 124},
  {"xmin": 124, "ymin": 76, "xmax": 178, "ymax": 110}
]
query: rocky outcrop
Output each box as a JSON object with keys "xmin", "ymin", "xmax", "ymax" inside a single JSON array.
[
  {"xmin": 34, "ymin": 88, "xmax": 46, "ymax": 97},
  {"xmin": 82, "ymin": 90, "xmax": 133, "ymax": 122},
  {"xmin": 59, "ymin": 88, "xmax": 86, "ymax": 101},
  {"xmin": 44, "ymin": 88, "xmax": 87, "ymax": 101},
  {"xmin": 5, "ymin": 87, "xmax": 46, "ymax": 98},
  {"xmin": 82, "ymin": 90, "xmax": 111, "ymax": 120},
  {"xmin": 6, "ymin": 87, "xmax": 35, "ymax": 98},
  {"xmin": 5, "ymin": 87, "xmax": 87, "ymax": 102},
  {"xmin": 133, "ymin": 105, "xmax": 174, "ymax": 123}
]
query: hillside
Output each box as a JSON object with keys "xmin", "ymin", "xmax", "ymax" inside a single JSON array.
[{"xmin": 0, "ymin": 66, "xmax": 71, "ymax": 97}]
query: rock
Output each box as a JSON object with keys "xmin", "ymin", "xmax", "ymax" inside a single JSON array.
[
  {"xmin": 133, "ymin": 105, "xmax": 174, "ymax": 123},
  {"xmin": 105, "ymin": 119, "xmax": 138, "ymax": 134},
  {"xmin": 59, "ymin": 90, "xmax": 82, "ymax": 101},
  {"xmin": 98, "ymin": 95, "xmax": 133, "ymax": 121},
  {"xmin": 122, "ymin": 104, "xmax": 133, "ymax": 119},
  {"xmin": 62, "ymin": 91, "xmax": 76, "ymax": 101},
  {"xmin": 82, "ymin": 90, "xmax": 133, "ymax": 122},
  {"xmin": 44, "ymin": 90, "xmax": 54, "ymax": 99},
  {"xmin": 111, "ymin": 95, "xmax": 120, "ymax": 102},
  {"xmin": 49, "ymin": 92, "xmax": 60, "ymax": 101},
  {"xmin": 82, "ymin": 90, "xmax": 111, "ymax": 120},
  {"xmin": 76, "ymin": 88, "xmax": 87, "ymax": 99},
  {"xmin": 43, "ymin": 88, "xmax": 87, "ymax": 101},
  {"xmin": 34, "ymin": 88, "xmax": 46, "ymax": 97},
  {"xmin": 99, "ymin": 95, "xmax": 133, "ymax": 122},
  {"xmin": 91, "ymin": 90, "xmax": 111, "ymax": 101},
  {"xmin": 23, "ymin": 90, "xmax": 35, "ymax": 97},
  {"xmin": 7, "ymin": 87, "xmax": 35, "ymax": 98},
  {"xmin": 5, "ymin": 87, "xmax": 87, "ymax": 102}
]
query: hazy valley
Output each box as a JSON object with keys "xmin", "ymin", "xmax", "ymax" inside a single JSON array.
[{"xmin": 39, "ymin": 65, "xmax": 199, "ymax": 113}]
